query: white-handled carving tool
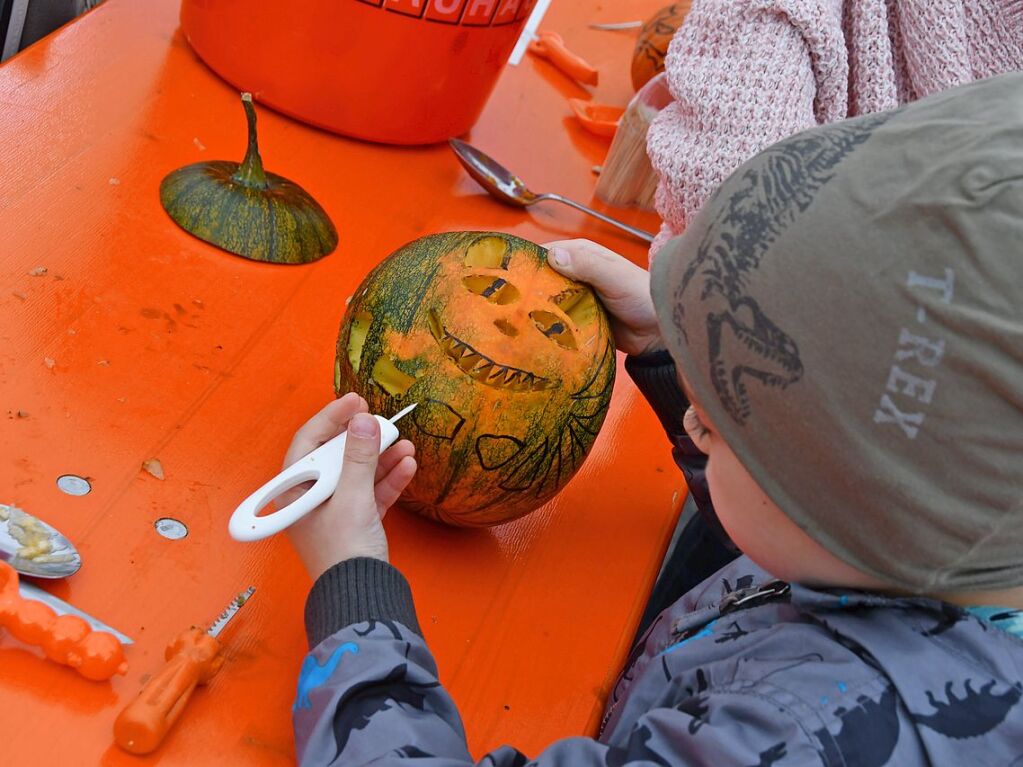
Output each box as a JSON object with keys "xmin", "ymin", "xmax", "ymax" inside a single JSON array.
[{"xmin": 228, "ymin": 404, "xmax": 416, "ymax": 542}]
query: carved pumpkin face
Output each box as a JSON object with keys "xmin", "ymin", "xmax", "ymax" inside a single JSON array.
[{"xmin": 335, "ymin": 232, "xmax": 616, "ymax": 526}]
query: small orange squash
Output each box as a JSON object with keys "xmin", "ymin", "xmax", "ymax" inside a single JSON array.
[
  {"xmin": 631, "ymin": 2, "xmax": 692, "ymax": 91},
  {"xmin": 334, "ymin": 232, "xmax": 616, "ymax": 527}
]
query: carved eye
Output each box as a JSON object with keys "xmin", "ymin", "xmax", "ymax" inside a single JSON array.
[
  {"xmin": 370, "ymin": 356, "xmax": 417, "ymax": 397},
  {"xmin": 346, "ymin": 311, "xmax": 373, "ymax": 373},
  {"xmin": 463, "ymin": 275, "xmax": 520, "ymax": 305},
  {"xmin": 530, "ymin": 310, "xmax": 577, "ymax": 350},
  {"xmin": 553, "ymin": 287, "xmax": 596, "ymax": 326},
  {"xmin": 464, "ymin": 236, "xmax": 511, "ymax": 269}
]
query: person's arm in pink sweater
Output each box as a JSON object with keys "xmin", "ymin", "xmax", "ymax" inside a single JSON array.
[{"xmin": 646, "ymin": 0, "xmax": 848, "ymax": 257}]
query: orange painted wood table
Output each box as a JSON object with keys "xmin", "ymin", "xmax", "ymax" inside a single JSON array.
[{"xmin": 0, "ymin": 0, "xmax": 684, "ymax": 763}]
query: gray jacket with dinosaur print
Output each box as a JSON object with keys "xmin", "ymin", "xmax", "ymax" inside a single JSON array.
[{"xmin": 292, "ymin": 358, "xmax": 1023, "ymax": 766}]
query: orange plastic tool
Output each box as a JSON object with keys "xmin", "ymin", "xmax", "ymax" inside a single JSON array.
[
  {"xmin": 0, "ymin": 560, "xmax": 128, "ymax": 681},
  {"xmin": 528, "ymin": 31, "xmax": 600, "ymax": 86},
  {"xmin": 568, "ymin": 99, "xmax": 626, "ymax": 137},
  {"xmin": 113, "ymin": 587, "xmax": 255, "ymax": 755}
]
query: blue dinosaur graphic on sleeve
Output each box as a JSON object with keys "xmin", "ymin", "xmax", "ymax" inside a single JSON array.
[{"xmin": 294, "ymin": 642, "xmax": 359, "ymax": 711}]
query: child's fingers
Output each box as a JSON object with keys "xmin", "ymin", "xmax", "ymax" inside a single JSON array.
[
  {"xmin": 375, "ymin": 440, "xmax": 416, "ymax": 483},
  {"xmin": 374, "ymin": 456, "xmax": 417, "ymax": 514},
  {"xmin": 543, "ymin": 239, "xmax": 647, "ymax": 301},
  {"xmin": 334, "ymin": 413, "xmax": 381, "ymax": 499},
  {"xmin": 284, "ymin": 393, "xmax": 367, "ymax": 467}
]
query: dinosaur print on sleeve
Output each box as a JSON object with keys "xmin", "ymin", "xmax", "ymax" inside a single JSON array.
[
  {"xmin": 912, "ymin": 680, "xmax": 1022, "ymax": 739},
  {"xmin": 295, "ymin": 642, "xmax": 359, "ymax": 711}
]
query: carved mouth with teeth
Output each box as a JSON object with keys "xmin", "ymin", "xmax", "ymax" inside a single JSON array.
[{"xmin": 427, "ymin": 310, "xmax": 556, "ymax": 393}]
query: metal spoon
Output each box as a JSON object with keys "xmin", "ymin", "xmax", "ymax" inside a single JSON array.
[
  {"xmin": 0, "ymin": 503, "xmax": 82, "ymax": 578},
  {"xmin": 449, "ymin": 139, "xmax": 655, "ymax": 243}
]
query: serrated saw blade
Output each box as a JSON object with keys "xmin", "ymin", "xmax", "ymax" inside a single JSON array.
[{"xmin": 207, "ymin": 586, "xmax": 255, "ymax": 639}]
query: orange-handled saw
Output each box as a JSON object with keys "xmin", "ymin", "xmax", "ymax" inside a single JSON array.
[{"xmin": 113, "ymin": 587, "xmax": 254, "ymax": 755}]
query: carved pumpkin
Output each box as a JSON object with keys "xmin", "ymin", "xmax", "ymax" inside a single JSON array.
[
  {"xmin": 160, "ymin": 93, "xmax": 338, "ymax": 264},
  {"xmin": 334, "ymin": 232, "xmax": 616, "ymax": 527},
  {"xmin": 631, "ymin": 2, "xmax": 691, "ymax": 90}
]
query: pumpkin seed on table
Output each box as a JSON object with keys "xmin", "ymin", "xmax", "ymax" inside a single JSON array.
[{"xmin": 160, "ymin": 93, "xmax": 338, "ymax": 265}]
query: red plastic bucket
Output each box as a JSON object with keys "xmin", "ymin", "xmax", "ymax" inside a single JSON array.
[{"xmin": 180, "ymin": 0, "xmax": 537, "ymax": 145}]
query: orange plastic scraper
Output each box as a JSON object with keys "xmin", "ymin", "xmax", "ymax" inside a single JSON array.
[
  {"xmin": 527, "ymin": 31, "xmax": 599, "ymax": 86},
  {"xmin": 113, "ymin": 586, "xmax": 255, "ymax": 755}
]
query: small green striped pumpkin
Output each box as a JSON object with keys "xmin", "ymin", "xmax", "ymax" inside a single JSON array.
[{"xmin": 160, "ymin": 93, "xmax": 337, "ymax": 264}]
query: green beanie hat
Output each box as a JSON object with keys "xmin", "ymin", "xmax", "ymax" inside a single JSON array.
[{"xmin": 652, "ymin": 72, "xmax": 1023, "ymax": 593}]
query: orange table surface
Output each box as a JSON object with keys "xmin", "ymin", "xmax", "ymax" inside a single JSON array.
[{"xmin": 0, "ymin": 1, "xmax": 684, "ymax": 764}]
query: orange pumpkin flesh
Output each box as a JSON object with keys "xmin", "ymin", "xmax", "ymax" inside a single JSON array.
[
  {"xmin": 631, "ymin": 2, "xmax": 692, "ymax": 90},
  {"xmin": 334, "ymin": 232, "xmax": 616, "ymax": 527}
]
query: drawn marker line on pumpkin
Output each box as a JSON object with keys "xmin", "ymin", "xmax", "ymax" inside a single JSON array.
[
  {"xmin": 533, "ymin": 437, "xmax": 566, "ymax": 498},
  {"xmin": 571, "ymin": 342, "xmax": 617, "ymax": 400},
  {"xmin": 462, "ymin": 329, "xmax": 613, "ymax": 503},
  {"xmin": 413, "ymin": 400, "xmax": 466, "ymax": 441},
  {"xmin": 475, "ymin": 435, "xmax": 526, "ymax": 471},
  {"xmin": 437, "ymin": 334, "xmax": 610, "ymax": 501},
  {"xmin": 499, "ymin": 438, "xmax": 551, "ymax": 492}
]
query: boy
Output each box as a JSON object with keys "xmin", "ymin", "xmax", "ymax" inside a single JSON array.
[{"xmin": 286, "ymin": 72, "xmax": 1023, "ymax": 764}]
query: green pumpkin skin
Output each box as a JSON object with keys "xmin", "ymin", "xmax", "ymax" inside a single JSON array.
[
  {"xmin": 160, "ymin": 93, "xmax": 338, "ymax": 265},
  {"xmin": 159, "ymin": 162, "xmax": 338, "ymax": 264},
  {"xmin": 334, "ymin": 231, "xmax": 617, "ymax": 527}
]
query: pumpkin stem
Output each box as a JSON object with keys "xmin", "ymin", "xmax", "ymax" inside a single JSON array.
[{"xmin": 232, "ymin": 93, "xmax": 269, "ymax": 190}]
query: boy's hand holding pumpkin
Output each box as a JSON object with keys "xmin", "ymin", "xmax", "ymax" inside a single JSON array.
[
  {"xmin": 545, "ymin": 239, "xmax": 665, "ymax": 356},
  {"xmin": 283, "ymin": 393, "xmax": 417, "ymax": 579}
]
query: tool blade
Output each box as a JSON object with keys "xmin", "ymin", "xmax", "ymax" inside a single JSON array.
[
  {"xmin": 389, "ymin": 403, "xmax": 417, "ymax": 424},
  {"xmin": 19, "ymin": 582, "xmax": 133, "ymax": 644},
  {"xmin": 207, "ymin": 586, "xmax": 255, "ymax": 639}
]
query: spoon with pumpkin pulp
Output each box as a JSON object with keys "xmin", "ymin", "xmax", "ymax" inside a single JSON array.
[
  {"xmin": 0, "ymin": 504, "xmax": 81, "ymax": 579},
  {"xmin": 160, "ymin": 93, "xmax": 338, "ymax": 264}
]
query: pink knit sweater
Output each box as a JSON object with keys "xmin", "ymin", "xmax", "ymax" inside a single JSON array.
[{"xmin": 646, "ymin": 0, "xmax": 1023, "ymax": 257}]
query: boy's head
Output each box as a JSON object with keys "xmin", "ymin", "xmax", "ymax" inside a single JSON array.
[{"xmin": 652, "ymin": 72, "xmax": 1023, "ymax": 595}]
